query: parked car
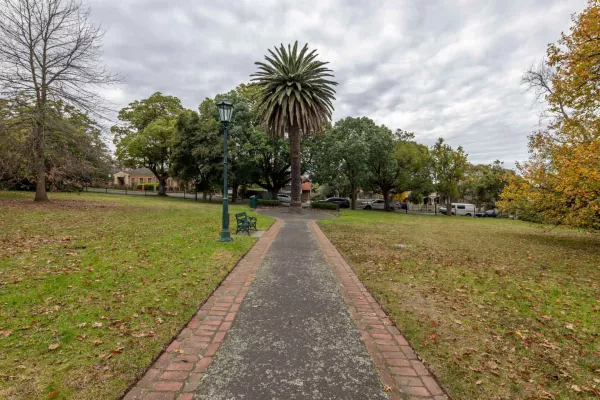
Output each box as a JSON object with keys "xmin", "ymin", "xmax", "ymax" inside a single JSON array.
[
  {"xmin": 276, "ymin": 194, "xmax": 291, "ymax": 203},
  {"xmin": 482, "ymin": 208, "xmax": 498, "ymax": 218},
  {"xmin": 439, "ymin": 203, "xmax": 476, "ymax": 216},
  {"xmin": 362, "ymin": 199, "xmax": 395, "ymax": 211},
  {"xmin": 318, "ymin": 197, "xmax": 350, "ymax": 208}
]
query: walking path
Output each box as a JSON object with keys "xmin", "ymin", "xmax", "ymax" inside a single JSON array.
[{"xmin": 123, "ymin": 209, "xmax": 447, "ymax": 400}]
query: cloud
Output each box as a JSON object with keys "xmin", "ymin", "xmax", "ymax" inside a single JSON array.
[{"xmin": 88, "ymin": 0, "xmax": 586, "ymax": 166}]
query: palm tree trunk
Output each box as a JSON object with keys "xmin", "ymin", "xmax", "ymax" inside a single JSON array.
[{"xmin": 289, "ymin": 124, "xmax": 302, "ymax": 212}]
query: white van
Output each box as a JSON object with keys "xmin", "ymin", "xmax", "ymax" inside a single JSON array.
[{"xmin": 440, "ymin": 203, "xmax": 476, "ymax": 216}]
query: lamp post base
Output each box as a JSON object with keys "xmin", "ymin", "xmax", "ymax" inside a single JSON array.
[{"xmin": 219, "ymin": 230, "xmax": 233, "ymax": 242}]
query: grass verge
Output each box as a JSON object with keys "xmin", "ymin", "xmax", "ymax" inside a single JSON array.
[
  {"xmin": 319, "ymin": 211, "xmax": 600, "ymax": 400},
  {"xmin": 0, "ymin": 191, "xmax": 273, "ymax": 400}
]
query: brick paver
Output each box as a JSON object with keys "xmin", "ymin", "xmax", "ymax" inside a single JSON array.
[
  {"xmin": 122, "ymin": 220, "xmax": 283, "ymax": 400},
  {"xmin": 310, "ymin": 220, "xmax": 449, "ymax": 400}
]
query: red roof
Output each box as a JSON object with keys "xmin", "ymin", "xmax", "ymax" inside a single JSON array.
[{"xmin": 302, "ymin": 181, "xmax": 312, "ymax": 191}]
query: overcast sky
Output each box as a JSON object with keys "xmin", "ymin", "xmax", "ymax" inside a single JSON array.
[{"xmin": 89, "ymin": 0, "xmax": 586, "ymax": 168}]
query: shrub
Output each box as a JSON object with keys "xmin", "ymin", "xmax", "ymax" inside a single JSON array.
[
  {"xmin": 136, "ymin": 183, "xmax": 155, "ymax": 190},
  {"xmin": 257, "ymin": 199, "xmax": 281, "ymax": 206},
  {"xmin": 311, "ymin": 202, "xmax": 339, "ymax": 211}
]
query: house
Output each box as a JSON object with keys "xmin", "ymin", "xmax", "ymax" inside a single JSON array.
[
  {"xmin": 112, "ymin": 168, "xmax": 180, "ymax": 190},
  {"xmin": 301, "ymin": 179, "xmax": 312, "ymax": 202},
  {"xmin": 401, "ymin": 191, "xmax": 440, "ymax": 211}
]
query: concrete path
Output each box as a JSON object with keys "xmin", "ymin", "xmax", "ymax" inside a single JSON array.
[{"xmin": 196, "ymin": 209, "xmax": 388, "ymax": 399}]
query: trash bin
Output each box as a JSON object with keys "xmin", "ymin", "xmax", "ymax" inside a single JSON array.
[{"xmin": 249, "ymin": 195, "xmax": 257, "ymax": 209}]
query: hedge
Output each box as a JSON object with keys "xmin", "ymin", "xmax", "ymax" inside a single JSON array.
[
  {"xmin": 311, "ymin": 202, "xmax": 339, "ymax": 211},
  {"xmin": 136, "ymin": 183, "xmax": 155, "ymax": 190},
  {"xmin": 257, "ymin": 199, "xmax": 281, "ymax": 206}
]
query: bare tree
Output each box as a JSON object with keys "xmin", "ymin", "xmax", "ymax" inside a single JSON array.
[
  {"xmin": 0, "ymin": 0, "xmax": 120, "ymax": 201},
  {"xmin": 522, "ymin": 60, "xmax": 571, "ymax": 121},
  {"xmin": 522, "ymin": 61, "xmax": 591, "ymax": 144}
]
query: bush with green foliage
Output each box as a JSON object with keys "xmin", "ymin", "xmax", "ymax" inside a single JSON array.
[
  {"xmin": 257, "ymin": 199, "xmax": 281, "ymax": 206},
  {"xmin": 311, "ymin": 202, "xmax": 339, "ymax": 211},
  {"xmin": 136, "ymin": 183, "xmax": 155, "ymax": 190}
]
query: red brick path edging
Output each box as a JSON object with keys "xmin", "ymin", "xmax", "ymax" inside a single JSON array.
[
  {"xmin": 122, "ymin": 220, "xmax": 283, "ymax": 400},
  {"xmin": 310, "ymin": 221, "xmax": 449, "ymax": 400}
]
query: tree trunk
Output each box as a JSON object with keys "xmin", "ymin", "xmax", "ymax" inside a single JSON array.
[
  {"xmin": 383, "ymin": 190, "xmax": 390, "ymax": 211},
  {"xmin": 33, "ymin": 121, "xmax": 48, "ymax": 202},
  {"xmin": 447, "ymin": 199, "xmax": 453, "ymax": 216},
  {"xmin": 203, "ymin": 191, "xmax": 208, "ymax": 200},
  {"xmin": 157, "ymin": 177, "xmax": 168, "ymax": 196},
  {"xmin": 270, "ymin": 188, "xmax": 279, "ymax": 200},
  {"xmin": 289, "ymin": 124, "xmax": 302, "ymax": 212},
  {"xmin": 231, "ymin": 182, "xmax": 238, "ymax": 203},
  {"xmin": 350, "ymin": 182, "xmax": 357, "ymax": 210},
  {"xmin": 34, "ymin": 157, "xmax": 48, "ymax": 201}
]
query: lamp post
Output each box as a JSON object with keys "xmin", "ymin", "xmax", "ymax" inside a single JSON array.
[{"xmin": 217, "ymin": 99, "xmax": 234, "ymax": 242}]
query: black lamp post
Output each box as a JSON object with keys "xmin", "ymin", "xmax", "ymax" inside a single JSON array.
[{"xmin": 217, "ymin": 99, "xmax": 234, "ymax": 242}]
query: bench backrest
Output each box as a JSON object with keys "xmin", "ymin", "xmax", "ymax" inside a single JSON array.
[{"xmin": 235, "ymin": 212, "xmax": 248, "ymax": 222}]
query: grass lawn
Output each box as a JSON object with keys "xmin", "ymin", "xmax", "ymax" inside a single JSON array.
[
  {"xmin": 319, "ymin": 211, "xmax": 600, "ymax": 400},
  {"xmin": 0, "ymin": 191, "xmax": 273, "ymax": 400}
]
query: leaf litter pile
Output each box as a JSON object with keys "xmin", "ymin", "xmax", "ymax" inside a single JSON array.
[
  {"xmin": 0, "ymin": 192, "xmax": 270, "ymax": 399},
  {"xmin": 319, "ymin": 212, "xmax": 600, "ymax": 400}
]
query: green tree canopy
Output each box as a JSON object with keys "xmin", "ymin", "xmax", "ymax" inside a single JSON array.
[
  {"xmin": 113, "ymin": 92, "xmax": 184, "ymax": 195},
  {"xmin": 314, "ymin": 117, "xmax": 371, "ymax": 209},
  {"xmin": 1, "ymin": 98, "xmax": 112, "ymax": 191},
  {"xmin": 430, "ymin": 138, "xmax": 468, "ymax": 214},
  {"xmin": 367, "ymin": 122, "xmax": 399, "ymax": 210},
  {"xmin": 171, "ymin": 109, "xmax": 221, "ymax": 196}
]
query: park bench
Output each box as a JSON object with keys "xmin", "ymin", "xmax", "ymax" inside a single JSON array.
[{"xmin": 235, "ymin": 212, "xmax": 257, "ymax": 235}]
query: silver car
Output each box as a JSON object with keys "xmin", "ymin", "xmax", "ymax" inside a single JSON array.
[
  {"xmin": 362, "ymin": 199, "xmax": 394, "ymax": 210},
  {"xmin": 276, "ymin": 194, "xmax": 291, "ymax": 203}
]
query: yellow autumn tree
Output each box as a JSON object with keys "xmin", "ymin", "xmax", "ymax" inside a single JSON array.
[{"xmin": 498, "ymin": 0, "xmax": 600, "ymax": 229}]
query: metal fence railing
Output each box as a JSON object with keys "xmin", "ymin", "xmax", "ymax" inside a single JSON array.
[{"xmin": 82, "ymin": 186, "xmax": 253, "ymax": 203}]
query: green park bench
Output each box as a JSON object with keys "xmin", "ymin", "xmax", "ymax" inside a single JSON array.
[{"xmin": 235, "ymin": 212, "xmax": 257, "ymax": 235}]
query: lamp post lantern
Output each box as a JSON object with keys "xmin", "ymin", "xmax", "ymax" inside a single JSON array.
[{"xmin": 217, "ymin": 99, "xmax": 234, "ymax": 242}]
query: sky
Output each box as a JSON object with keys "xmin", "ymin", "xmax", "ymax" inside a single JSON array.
[{"xmin": 88, "ymin": 0, "xmax": 586, "ymax": 168}]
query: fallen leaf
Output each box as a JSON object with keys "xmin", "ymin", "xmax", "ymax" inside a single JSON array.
[
  {"xmin": 47, "ymin": 391, "xmax": 60, "ymax": 398},
  {"xmin": 565, "ymin": 323, "xmax": 575, "ymax": 331},
  {"xmin": 92, "ymin": 322, "xmax": 103, "ymax": 328},
  {"xmin": 0, "ymin": 330, "xmax": 12, "ymax": 337},
  {"xmin": 572, "ymin": 385, "xmax": 582, "ymax": 392},
  {"xmin": 48, "ymin": 343, "xmax": 60, "ymax": 350}
]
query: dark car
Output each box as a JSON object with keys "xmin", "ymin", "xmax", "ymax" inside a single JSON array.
[
  {"xmin": 323, "ymin": 197, "xmax": 351, "ymax": 208},
  {"xmin": 476, "ymin": 209, "xmax": 498, "ymax": 218}
]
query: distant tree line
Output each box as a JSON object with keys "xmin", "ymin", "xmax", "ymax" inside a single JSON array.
[
  {"xmin": 311, "ymin": 116, "xmax": 510, "ymax": 211},
  {"xmin": 111, "ymin": 84, "xmax": 317, "ymax": 201}
]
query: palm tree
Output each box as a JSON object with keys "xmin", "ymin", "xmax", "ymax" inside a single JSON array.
[{"xmin": 252, "ymin": 41, "xmax": 337, "ymax": 211}]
